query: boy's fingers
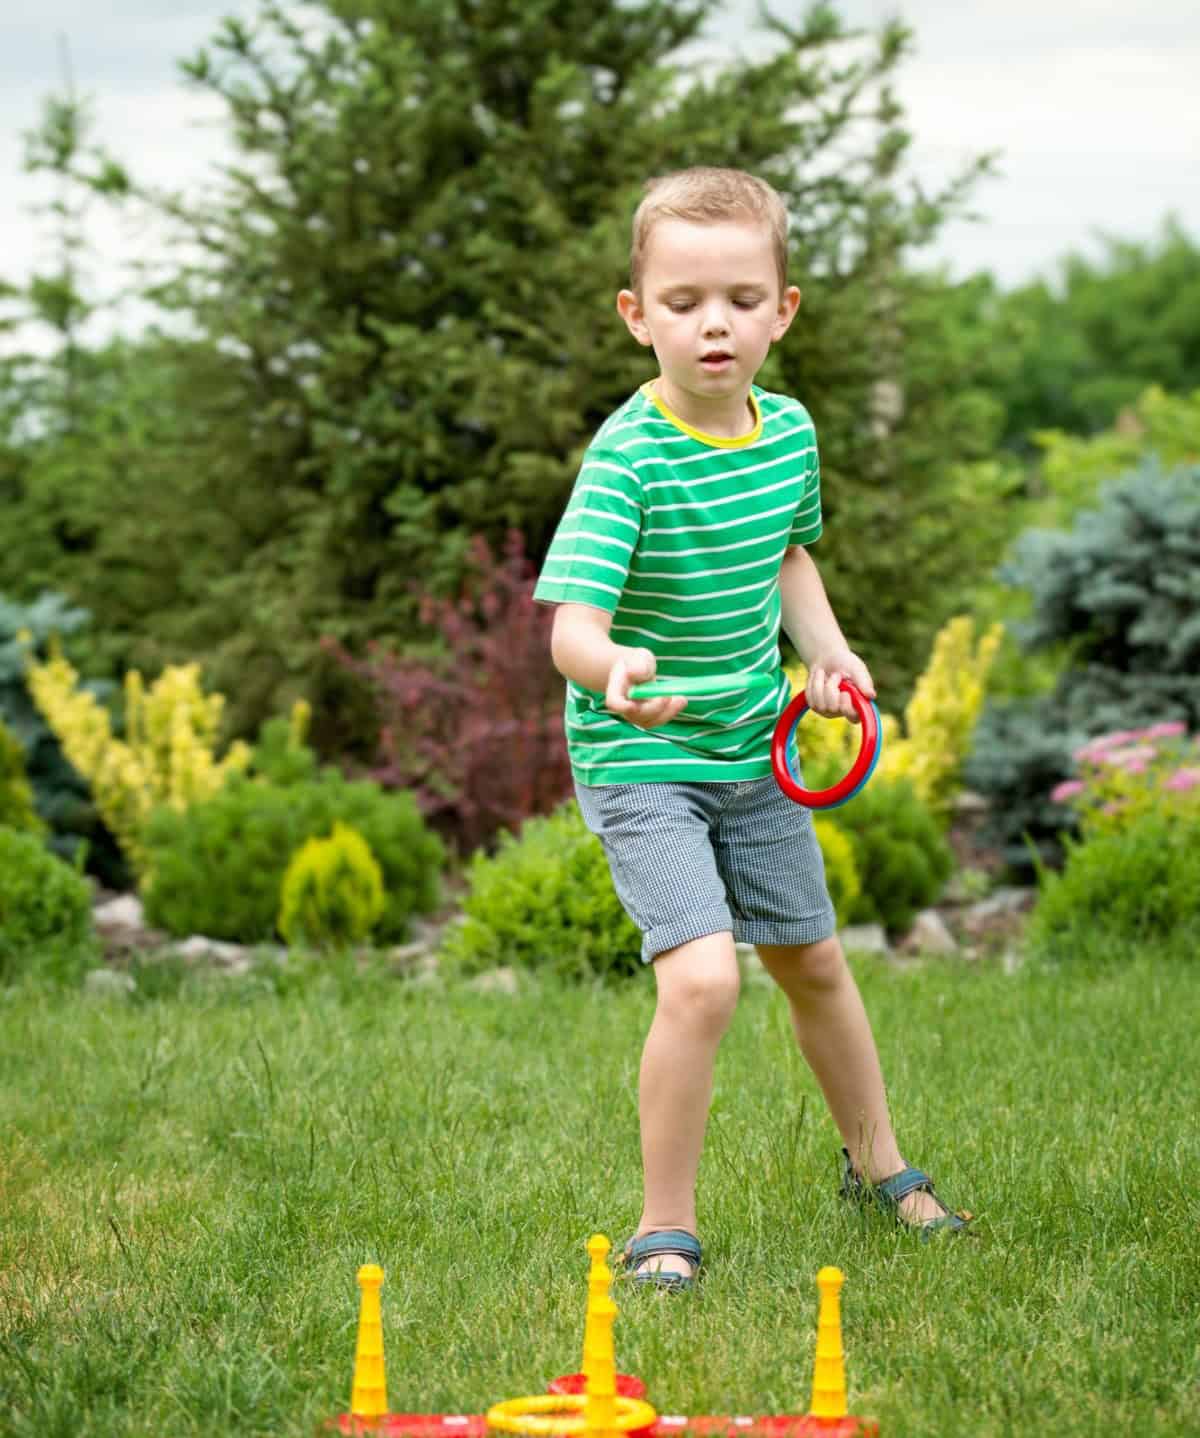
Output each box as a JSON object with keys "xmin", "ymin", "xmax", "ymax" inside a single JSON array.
[
  {"xmin": 606, "ymin": 663, "xmax": 639, "ymax": 714},
  {"xmin": 624, "ymin": 694, "xmax": 686, "ymax": 729},
  {"xmin": 629, "ymin": 695, "xmax": 685, "ymax": 728},
  {"xmin": 807, "ymin": 667, "xmax": 841, "ymax": 717},
  {"xmin": 846, "ymin": 659, "xmax": 876, "ymax": 700},
  {"xmin": 607, "ymin": 649, "xmax": 660, "ymax": 716}
]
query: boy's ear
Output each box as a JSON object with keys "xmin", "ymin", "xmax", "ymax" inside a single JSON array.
[
  {"xmin": 617, "ymin": 289, "xmax": 653, "ymax": 347},
  {"xmin": 771, "ymin": 285, "xmax": 803, "ymax": 341}
]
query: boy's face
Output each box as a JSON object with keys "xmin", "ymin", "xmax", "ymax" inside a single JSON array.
[{"xmin": 617, "ymin": 217, "xmax": 800, "ymax": 421}]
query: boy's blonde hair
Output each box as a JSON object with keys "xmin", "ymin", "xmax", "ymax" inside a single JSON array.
[{"xmin": 629, "ymin": 167, "xmax": 789, "ymax": 296}]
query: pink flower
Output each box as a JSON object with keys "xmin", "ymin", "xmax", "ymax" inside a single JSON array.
[
  {"xmin": 1162, "ymin": 768, "xmax": 1200, "ymax": 793},
  {"xmin": 1087, "ymin": 728, "xmax": 1149, "ymax": 751},
  {"xmin": 1050, "ymin": 779, "xmax": 1086, "ymax": 803},
  {"xmin": 1097, "ymin": 745, "xmax": 1157, "ymax": 768},
  {"xmin": 1143, "ymin": 721, "xmax": 1187, "ymax": 740}
]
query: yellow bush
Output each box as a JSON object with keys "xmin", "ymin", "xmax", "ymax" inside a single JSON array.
[
  {"xmin": 278, "ymin": 822, "xmax": 385, "ymax": 950},
  {"xmin": 785, "ymin": 616, "xmax": 1002, "ymax": 817},
  {"xmin": 882, "ymin": 617, "xmax": 1002, "ymax": 815},
  {"xmin": 813, "ymin": 818, "xmax": 860, "ymax": 928},
  {"xmin": 25, "ymin": 648, "xmax": 251, "ymax": 877}
]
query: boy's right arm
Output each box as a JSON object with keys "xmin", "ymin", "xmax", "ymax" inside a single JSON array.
[{"xmin": 550, "ymin": 603, "xmax": 686, "ymax": 731}]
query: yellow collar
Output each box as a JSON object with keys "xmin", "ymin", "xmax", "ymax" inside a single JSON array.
[{"xmin": 642, "ymin": 381, "xmax": 762, "ymax": 448}]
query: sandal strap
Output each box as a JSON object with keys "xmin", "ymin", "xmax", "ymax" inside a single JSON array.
[
  {"xmin": 920, "ymin": 1211, "xmax": 972, "ymax": 1238},
  {"xmin": 840, "ymin": 1148, "xmax": 972, "ymax": 1235},
  {"xmin": 873, "ymin": 1165, "xmax": 935, "ymax": 1205},
  {"xmin": 621, "ymin": 1229, "xmax": 702, "ymax": 1267},
  {"xmin": 633, "ymin": 1270, "xmax": 693, "ymax": 1291}
]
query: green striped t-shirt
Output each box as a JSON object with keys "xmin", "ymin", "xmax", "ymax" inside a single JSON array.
[{"xmin": 533, "ymin": 382, "xmax": 822, "ymax": 784}]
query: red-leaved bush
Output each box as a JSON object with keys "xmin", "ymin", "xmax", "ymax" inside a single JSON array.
[{"xmin": 325, "ymin": 532, "xmax": 573, "ymax": 855}]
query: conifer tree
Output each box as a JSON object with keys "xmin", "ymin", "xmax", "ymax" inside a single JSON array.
[
  {"xmin": 142, "ymin": 0, "xmax": 991, "ymax": 721},
  {"xmin": 7, "ymin": 2, "xmax": 1000, "ymax": 730}
]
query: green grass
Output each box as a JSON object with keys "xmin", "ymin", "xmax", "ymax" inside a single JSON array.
[{"xmin": 2, "ymin": 949, "xmax": 1198, "ymax": 1437}]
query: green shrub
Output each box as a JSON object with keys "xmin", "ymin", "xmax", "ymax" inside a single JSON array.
[
  {"xmin": 141, "ymin": 772, "xmax": 443, "ymax": 944},
  {"xmin": 813, "ymin": 817, "xmax": 860, "ymax": 929},
  {"xmin": 440, "ymin": 802, "xmax": 641, "ymax": 980},
  {"xmin": 1026, "ymin": 810, "xmax": 1200, "ymax": 961},
  {"xmin": 0, "ymin": 827, "xmax": 94, "ymax": 984},
  {"xmin": 251, "ymin": 709, "xmax": 319, "ymax": 787},
  {"xmin": 278, "ymin": 822, "xmax": 385, "ymax": 950},
  {"xmin": 0, "ymin": 716, "xmax": 44, "ymax": 835},
  {"xmin": 828, "ymin": 779, "xmax": 954, "ymax": 935}
]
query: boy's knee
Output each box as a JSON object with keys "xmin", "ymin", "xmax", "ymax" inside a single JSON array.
[
  {"xmin": 654, "ymin": 938, "xmax": 740, "ymax": 1032},
  {"xmin": 758, "ymin": 934, "xmax": 846, "ymax": 990}
]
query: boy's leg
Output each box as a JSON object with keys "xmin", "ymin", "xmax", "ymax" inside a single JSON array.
[
  {"xmin": 755, "ymin": 935, "xmax": 951, "ymax": 1225},
  {"xmin": 634, "ymin": 929, "xmax": 740, "ymax": 1279}
]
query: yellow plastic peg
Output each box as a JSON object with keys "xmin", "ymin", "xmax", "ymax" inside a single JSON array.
[
  {"xmin": 581, "ymin": 1234, "xmax": 613, "ymax": 1385},
  {"xmin": 808, "ymin": 1266, "xmax": 848, "ymax": 1420},
  {"xmin": 582, "ymin": 1293, "xmax": 620, "ymax": 1438},
  {"xmin": 350, "ymin": 1263, "xmax": 388, "ymax": 1423}
]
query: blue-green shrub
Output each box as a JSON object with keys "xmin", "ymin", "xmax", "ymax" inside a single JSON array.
[
  {"xmin": 440, "ymin": 802, "xmax": 641, "ymax": 980},
  {"xmin": 0, "ymin": 827, "xmax": 94, "ymax": 984},
  {"xmin": 963, "ymin": 695, "xmax": 1087, "ymax": 871},
  {"xmin": 141, "ymin": 772, "xmax": 443, "ymax": 943},
  {"xmin": 968, "ymin": 461, "xmax": 1200, "ymax": 871}
]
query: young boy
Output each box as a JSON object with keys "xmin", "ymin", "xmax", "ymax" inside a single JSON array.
[{"xmin": 533, "ymin": 167, "xmax": 969, "ymax": 1288}]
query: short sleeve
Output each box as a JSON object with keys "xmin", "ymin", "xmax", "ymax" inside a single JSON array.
[
  {"xmin": 533, "ymin": 450, "xmax": 643, "ymax": 613},
  {"xmin": 788, "ymin": 429, "xmax": 822, "ymax": 546}
]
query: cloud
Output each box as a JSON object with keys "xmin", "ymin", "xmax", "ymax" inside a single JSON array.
[
  {"xmin": 0, "ymin": 5, "xmax": 251, "ymax": 94},
  {"xmin": 1, "ymin": 0, "xmax": 1198, "ymax": 334}
]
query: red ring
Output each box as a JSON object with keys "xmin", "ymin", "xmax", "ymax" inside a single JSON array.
[{"xmin": 771, "ymin": 680, "xmax": 879, "ymax": 808}]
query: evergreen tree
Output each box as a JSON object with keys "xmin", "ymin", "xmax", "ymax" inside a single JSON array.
[
  {"xmin": 144, "ymin": 0, "xmax": 994, "ymax": 723},
  {"xmin": 7, "ymin": 1, "xmax": 1000, "ymax": 731}
]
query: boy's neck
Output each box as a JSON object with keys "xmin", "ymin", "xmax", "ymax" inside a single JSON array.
[{"xmin": 651, "ymin": 376, "xmax": 756, "ymax": 439}]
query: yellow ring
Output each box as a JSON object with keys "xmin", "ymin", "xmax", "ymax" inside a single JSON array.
[{"xmin": 485, "ymin": 1394, "xmax": 657, "ymax": 1436}]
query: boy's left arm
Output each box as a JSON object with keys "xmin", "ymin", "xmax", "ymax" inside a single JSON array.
[{"xmin": 778, "ymin": 545, "xmax": 875, "ymax": 722}]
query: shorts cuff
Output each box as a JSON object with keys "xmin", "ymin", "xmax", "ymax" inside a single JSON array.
[
  {"xmin": 733, "ymin": 911, "xmax": 837, "ymax": 948},
  {"xmin": 643, "ymin": 905, "xmax": 734, "ymax": 963}
]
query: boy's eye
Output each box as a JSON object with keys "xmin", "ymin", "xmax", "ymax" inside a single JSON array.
[{"xmin": 663, "ymin": 297, "xmax": 761, "ymax": 313}]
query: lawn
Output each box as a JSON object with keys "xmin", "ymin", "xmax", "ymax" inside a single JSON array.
[{"xmin": 1, "ymin": 948, "xmax": 1198, "ymax": 1437}]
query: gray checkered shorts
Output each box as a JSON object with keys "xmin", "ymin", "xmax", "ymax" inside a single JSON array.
[{"xmin": 575, "ymin": 777, "xmax": 837, "ymax": 963}]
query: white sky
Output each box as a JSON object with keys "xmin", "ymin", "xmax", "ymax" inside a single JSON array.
[{"xmin": 2, "ymin": 0, "xmax": 1198, "ymax": 347}]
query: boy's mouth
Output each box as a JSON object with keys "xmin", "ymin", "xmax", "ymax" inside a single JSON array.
[{"xmin": 700, "ymin": 351, "xmax": 734, "ymax": 370}]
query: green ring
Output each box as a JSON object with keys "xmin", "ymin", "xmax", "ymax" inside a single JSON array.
[{"xmin": 629, "ymin": 672, "xmax": 776, "ymax": 700}]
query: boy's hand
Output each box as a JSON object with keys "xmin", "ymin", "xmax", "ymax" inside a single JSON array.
[
  {"xmin": 606, "ymin": 647, "xmax": 687, "ymax": 730},
  {"xmin": 806, "ymin": 649, "xmax": 876, "ymax": 723}
]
